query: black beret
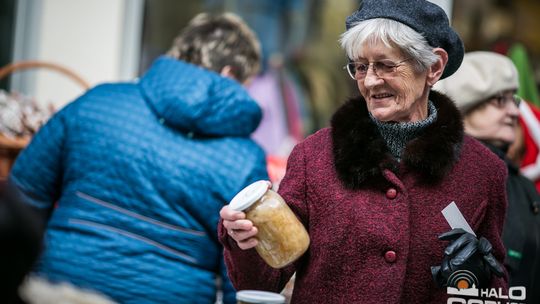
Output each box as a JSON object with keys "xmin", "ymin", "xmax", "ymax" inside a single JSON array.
[{"xmin": 345, "ymin": 0, "xmax": 464, "ymax": 79}]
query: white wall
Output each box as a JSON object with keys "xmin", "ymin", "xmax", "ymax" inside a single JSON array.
[{"xmin": 12, "ymin": 0, "xmax": 143, "ymax": 110}]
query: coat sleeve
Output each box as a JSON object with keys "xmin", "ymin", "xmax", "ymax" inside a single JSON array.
[
  {"xmin": 220, "ymin": 146, "xmax": 270, "ymax": 303},
  {"xmin": 479, "ymin": 161, "xmax": 509, "ymax": 290},
  {"xmin": 9, "ymin": 108, "xmax": 69, "ymax": 213},
  {"xmin": 219, "ymin": 142, "xmax": 309, "ymax": 293},
  {"xmin": 220, "ymin": 255, "xmax": 237, "ymax": 304}
]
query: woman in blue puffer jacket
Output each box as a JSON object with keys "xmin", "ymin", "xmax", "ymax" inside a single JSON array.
[{"xmin": 9, "ymin": 13, "xmax": 267, "ymax": 304}]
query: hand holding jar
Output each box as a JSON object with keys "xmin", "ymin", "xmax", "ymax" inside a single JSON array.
[
  {"xmin": 220, "ymin": 202, "xmax": 260, "ymax": 250},
  {"xmin": 220, "ymin": 180, "xmax": 310, "ymax": 268}
]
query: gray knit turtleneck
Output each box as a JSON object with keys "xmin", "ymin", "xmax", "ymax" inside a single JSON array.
[{"xmin": 370, "ymin": 101, "xmax": 437, "ymax": 161}]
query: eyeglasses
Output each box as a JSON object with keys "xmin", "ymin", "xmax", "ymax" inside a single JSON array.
[
  {"xmin": 489, "ymin": 93, "xmax": 522, "ymax": 108},
  {"xmin": 344, "ymin": 58, "xmax": 412, "ymax": 80}
]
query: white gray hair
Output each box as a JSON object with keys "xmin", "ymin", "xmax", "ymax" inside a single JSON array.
[{"xmin": 339, "ymin": 18, "xmax": 439, "ymax": 73}]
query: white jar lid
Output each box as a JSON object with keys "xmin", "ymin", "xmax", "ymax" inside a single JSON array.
[
  {"xmin": 236, "ymin": 290, "xmax": 286, "ymax": 303},
  {"xmin": 229, "ymin": 180, "xmax": 270, "ymax": 211}
]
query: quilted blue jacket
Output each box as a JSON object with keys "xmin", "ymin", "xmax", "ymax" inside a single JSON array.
[{"xmin": 10, "ymin": 57, "xmax": 268, "ymax": 304}]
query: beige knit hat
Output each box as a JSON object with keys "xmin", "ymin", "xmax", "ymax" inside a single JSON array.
[{"xmin": 433, "ymin": 51, "xmax": 519, "ymax": 113}]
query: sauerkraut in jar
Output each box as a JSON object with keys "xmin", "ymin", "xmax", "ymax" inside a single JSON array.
[{"xmin": 229, "ymin": 180, "xmax": 310, "ymax": 269}]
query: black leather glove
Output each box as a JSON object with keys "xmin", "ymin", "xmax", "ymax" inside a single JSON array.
[{"xmin": 431, "ymin": 228, "xmax": 505, "ymax": 288}]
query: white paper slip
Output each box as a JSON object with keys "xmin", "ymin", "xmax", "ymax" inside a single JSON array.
[{"xmin": 441, "ymin": 201, "xmax": 476, "ymax": 236}]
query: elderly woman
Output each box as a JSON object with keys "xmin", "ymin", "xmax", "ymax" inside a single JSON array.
[
  {"xmin": 435, "ymin": 51, "xmax": 540, "ymax": 304},
  {"xmin": 219, "ymin": 1, "xmax": 507, "ymax": 303}
]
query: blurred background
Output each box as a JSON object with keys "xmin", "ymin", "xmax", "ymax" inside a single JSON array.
[{"xmin": 1, "ymin": 0, "xmax": 539, "ymax": 182}]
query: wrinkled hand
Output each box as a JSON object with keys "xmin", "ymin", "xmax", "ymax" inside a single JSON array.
[
  {"xmin": 220, "ymin": 205, "xmax": 259, "ymax": 250},
  {"xmin": 431, "ymin": 228, "xmax": 504, "ymax": 288}
]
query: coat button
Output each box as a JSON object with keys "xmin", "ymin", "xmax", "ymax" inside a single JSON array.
[
  {"xmin": 386, "ymin": 188, "xmax": 397, "ymax": 199},
  {"xmin": 384, "ymin": 250, "xmax": 397, "ymax": 263}
]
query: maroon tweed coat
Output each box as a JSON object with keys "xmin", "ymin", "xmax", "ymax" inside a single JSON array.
[{"xmin": 219, "ymin": 91, "xmax": 508, "ymax": 303}]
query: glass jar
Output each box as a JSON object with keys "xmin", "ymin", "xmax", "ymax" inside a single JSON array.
[
  {"xmin": 236, "ymin": 290, "xmax": 286, "ymax": 304},
  {"xmin": 229, "ymin": 180, "xmax": 310, "ymax": 269}
]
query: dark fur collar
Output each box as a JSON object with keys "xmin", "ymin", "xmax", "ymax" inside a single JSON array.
[{"xmin": 331, "ymin": 90, "xmax": 464, "ymax": 189}]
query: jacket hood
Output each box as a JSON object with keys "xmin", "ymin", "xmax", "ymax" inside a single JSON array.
[
  {"xmin": 139, "ymin": 56, "xmax": 262, "ymax": 137},
  {"xmin": 331, "ymin": 90, "xmax": 464, "ymax": 189}
]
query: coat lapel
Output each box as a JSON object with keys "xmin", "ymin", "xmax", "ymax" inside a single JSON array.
[{"xmin": 331, "ymin": 90, "xmax": 464, "ymax": 189}]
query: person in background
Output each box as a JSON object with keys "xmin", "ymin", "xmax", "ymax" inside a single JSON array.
[
  {"xmin": 9, "ymin": 13, "xmax": 267, "ymax": 304},
  {"xmin": 219, "ymin": 1, "xmax": 507, "ymax": 303},
  {"xmin": 506, "ymin": 119, "xmax": 526, "ymax": 167},
  {"xmin": 435, "ymin": 51, "xmax": 540, "ymax": 304}
]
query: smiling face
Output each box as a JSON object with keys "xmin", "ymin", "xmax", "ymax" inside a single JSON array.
[
  {"xmin": 356, "ymin": 40, "xmax": 432, "ymax": 122},
  {"xmin": 463, "ymin": 91, "xmax": 520, "ymax": 147}
]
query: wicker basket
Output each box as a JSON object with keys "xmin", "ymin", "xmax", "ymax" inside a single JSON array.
[
  {"xmin": 0, "ymin": 134, "xmax": 30, "ymax": 178},
  {"xmin": 0, "ymin": 60, "xmax": 89, "ymax": 180}
]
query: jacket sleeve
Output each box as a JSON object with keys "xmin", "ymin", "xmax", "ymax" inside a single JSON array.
[
  {"xmin": 219, "ymin": 142, "xmax": 309, "ymax": 293},
  {"xmin": 9, "ymin": 108, "xmax": 68, "ymax": 213},
  {"xmin": 479, "ymin": 160, "xmax": 509, "ymax": 290}
]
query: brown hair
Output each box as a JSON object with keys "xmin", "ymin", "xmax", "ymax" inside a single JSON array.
[{"xmin": 167, "ymin": 13, "xmax": 261, "ymax": 83}]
